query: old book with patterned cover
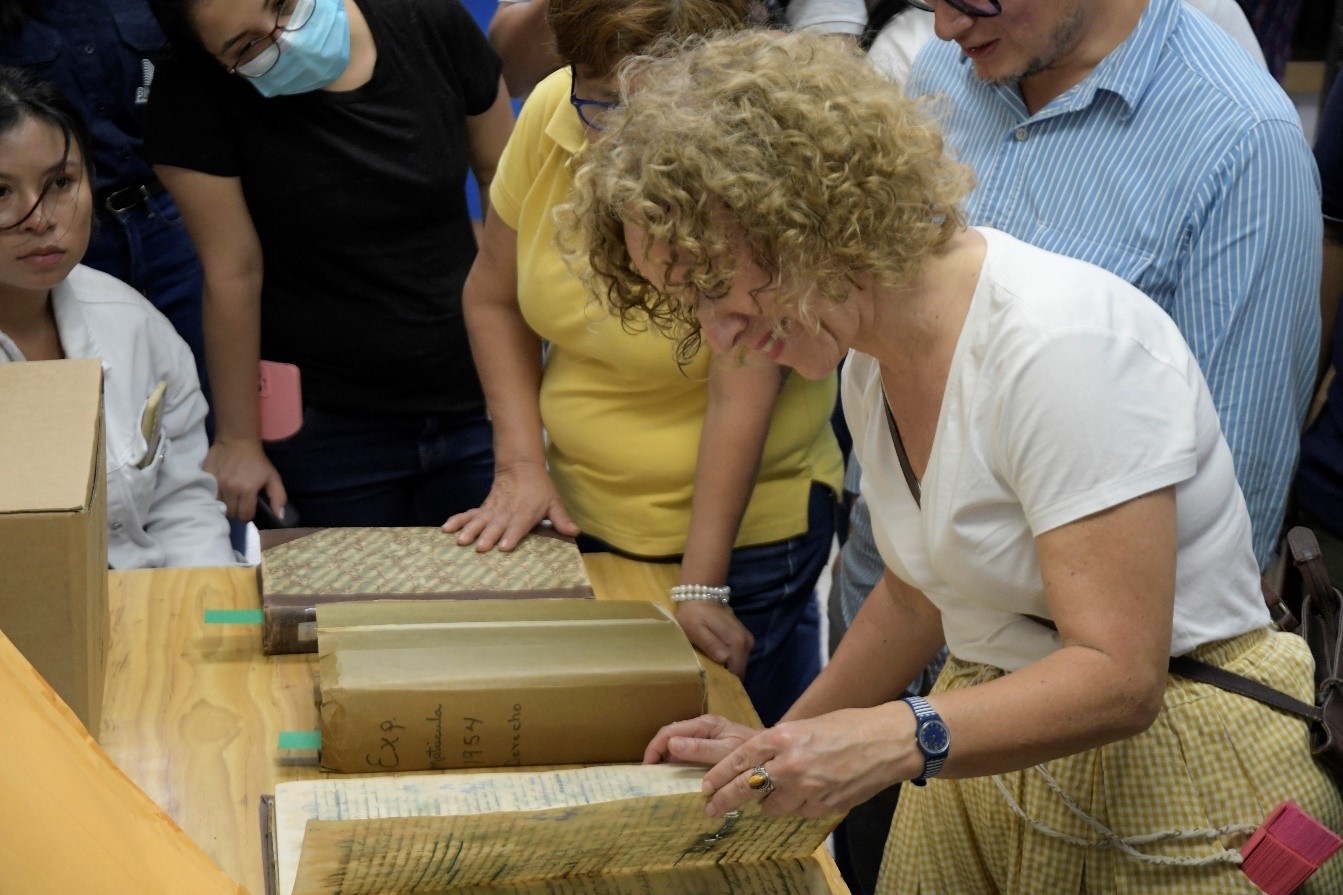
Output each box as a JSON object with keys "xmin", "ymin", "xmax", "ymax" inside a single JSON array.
[{"xmin": 260, "ymin": 527, "xmax": 593, "ymax": 655}]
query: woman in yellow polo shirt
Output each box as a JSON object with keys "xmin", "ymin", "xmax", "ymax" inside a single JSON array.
[{"xmin": 444, "ymin": 0, "xmax": 842, "ymax": 725}]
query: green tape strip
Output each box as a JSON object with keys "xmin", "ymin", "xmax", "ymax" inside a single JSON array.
[
  {"xmin": 203, "ymin": 609, "xmax": 264, "ymax": 625},
  {"xmin": 278, "ymin": 730, "xmax": 322, "ymax": 750}
]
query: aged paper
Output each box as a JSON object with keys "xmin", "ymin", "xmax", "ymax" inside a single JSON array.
[
  {"xmin": 306, "ymin": 859, "xmax": 831, "ymax": 895},
  {"xmin": 275, "ymin": 765, "xmax": 838, "ymax": 895},
  {"xmin": 315, "ymin": 860, "xmax": 832, "ymax": 895}
]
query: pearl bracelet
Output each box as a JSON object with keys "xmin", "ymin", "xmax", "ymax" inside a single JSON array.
[{"xmin": 670, "ymin": 584, "xmax": 731, "ymax": 605}]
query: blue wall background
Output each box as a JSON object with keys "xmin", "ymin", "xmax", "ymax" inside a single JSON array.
[{"xmin": 461, "ymin": 0, "xmax": 528, "ymax": 220}]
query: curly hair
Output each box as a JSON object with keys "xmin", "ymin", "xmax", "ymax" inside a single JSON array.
[
  {"xmin": 556, "ymin": 29, "xmax": 973, "ymax": 361},
  {"xmin": 548, "ymin": 0, "xmax": 754, "ymax": 76}
]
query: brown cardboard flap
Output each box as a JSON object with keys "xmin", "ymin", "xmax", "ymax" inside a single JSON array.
[
  {"xmin": 0, "ymin": 359, "xmax": 102, "ymax": 513},
  {"xmin": 0, "ymin": 627, "xmax": 247, "ymax": 894},
  {"xmin": 0, "ymin": 359, "xmax": 108, "ymax": 732},
  {"xmin": 317, "ymin": 597, "xmax": 675, "ymax": 630},
  {"xmin": 316, "ymin": 600, "xmax": 706, "ymax": 773},
  {"xmin": 262, "ymin": 589, "xmax": 596, "ymax": 656}
]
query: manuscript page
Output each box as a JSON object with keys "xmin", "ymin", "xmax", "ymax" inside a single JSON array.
[{"xmin": 274, "ymin": 765, "xmax": 837, "ymax": 895}]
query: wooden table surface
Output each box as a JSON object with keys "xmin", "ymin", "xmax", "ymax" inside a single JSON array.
[{"xmin": 101, "ymin": 554, "xmax": 849, "ymax": 895}]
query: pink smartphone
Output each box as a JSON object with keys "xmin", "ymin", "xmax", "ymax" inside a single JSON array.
[{"xmin": 258, "ymin": 360, "xmax": 303, "ymax": 442}]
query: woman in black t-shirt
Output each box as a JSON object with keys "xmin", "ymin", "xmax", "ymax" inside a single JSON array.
[{"xmin": 145, "ymin": 0, "xmax": 512, "ymax": 527}]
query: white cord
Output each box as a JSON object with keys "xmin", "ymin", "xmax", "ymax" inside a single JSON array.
[{"xmin": 989, "ymin": 765, "xmax": 1255, "ymax": 868}]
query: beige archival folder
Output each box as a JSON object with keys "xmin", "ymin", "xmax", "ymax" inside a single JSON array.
[
  {"xmin": 0, "ymin": 627, "xmax": 247, "ymax": 894},
  {"xmin": 316, "ymin": 600, "xmax": 707, "ymax": 773}
]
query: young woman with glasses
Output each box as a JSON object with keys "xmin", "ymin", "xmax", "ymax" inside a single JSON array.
[
  {"xmin": 442, "ymin": 0, "xmax": 844, "ymax": 728},
  {"xmin": 141, "ymin": 0, "xmax": 513, "ymax": 528}
]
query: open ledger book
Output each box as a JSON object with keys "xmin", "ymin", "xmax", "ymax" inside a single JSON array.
[{"xmin": 268, "ymin": 764, "xmax": 841, "ymax": 895}]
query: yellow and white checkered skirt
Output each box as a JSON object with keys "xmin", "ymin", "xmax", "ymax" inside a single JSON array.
[{"xmin": 877, "ymin": 628, "xmax": 1343, "ymax": 894}]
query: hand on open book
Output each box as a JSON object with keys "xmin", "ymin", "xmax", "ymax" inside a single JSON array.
[
  {"xmin": 697, "ymin": 705, "xmax": 919, "ymax": 820},
  {"xmin": 642, "ymin": 713, "xmax": 757, "ymax": 768},
  {"xmin": 443, "ymin": 460, "xmax": 579, "ymax": 551}
]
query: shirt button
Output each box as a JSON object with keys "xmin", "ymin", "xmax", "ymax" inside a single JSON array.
[
  {"xmin": 84, "ymin": 44, "xmax": 95, "ymax": 54},
  {"xmin": 110, "ymin": 520, "xmax": 124, "ymax": 531},
  {"xmin": 1014, "ymin": 127, "xmax": 1029, "ymax": 142},
  {"xmin": 96, "ymin": 103, "xmax": 106, "ymax": 114}
]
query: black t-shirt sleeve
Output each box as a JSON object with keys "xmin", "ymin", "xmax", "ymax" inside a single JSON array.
[
  {"xmin": 416, "ymin": 0, "xmax": 504, "ymax": 116},
  {"xmin": 145, "ymin": 51, "xmax": 243, "ymax": 177}
]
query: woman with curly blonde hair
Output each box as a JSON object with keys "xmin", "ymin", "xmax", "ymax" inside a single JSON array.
[
  {"xmin": 572, "ymin": 29, "xmax": 1343, "ymax": 895},
  {"xmin": 565, "ymin": 22, "xmax": 967, "ymax": 357},
  {"xmin": 443, "ymin": 0, "xmax": 844, "ymax": 727}
]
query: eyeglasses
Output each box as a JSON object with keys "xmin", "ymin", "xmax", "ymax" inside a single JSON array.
[
  {"xmin": 907, "ymin": 0, "xmax": 1002, "ymax": 17},
  {"xmin": 569, "ymin": 68, "xmax": 619, "ymax": 132},
  {"xmin": 228, "ymin": 0, "xmax": 316, "ymax": 78}
]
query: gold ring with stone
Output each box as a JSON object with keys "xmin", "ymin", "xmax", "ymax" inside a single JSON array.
[{"xmin": 746, "ymin": 766, "xmax": 775, "ymax": 795}]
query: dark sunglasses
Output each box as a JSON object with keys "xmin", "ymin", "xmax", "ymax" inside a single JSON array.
[{"xmin": 907, "ymin": 0, "xmax": 1002, "ymax": 17}]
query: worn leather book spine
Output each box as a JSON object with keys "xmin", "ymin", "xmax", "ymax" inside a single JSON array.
[{"xmin": 261, "ymin": 587, "xmax": 597, "ymax": 656}]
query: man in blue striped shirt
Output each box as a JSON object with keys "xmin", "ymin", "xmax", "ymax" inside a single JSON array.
[{"xmin": 903, "ymin": 0, "xmax": 1319, "ymax": 570}]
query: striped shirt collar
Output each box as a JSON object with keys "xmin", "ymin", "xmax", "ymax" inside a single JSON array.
[{"xmin": 969, "ymin": 0, "xmax": 1180, "ymax": 122}]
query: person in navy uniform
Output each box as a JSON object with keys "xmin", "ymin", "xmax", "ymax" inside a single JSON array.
[{"xmin": 0, "ymin": 0, "xmax": 207, "ymax": 388}]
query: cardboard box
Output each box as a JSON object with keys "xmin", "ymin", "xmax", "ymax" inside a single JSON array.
[
  {"xmin": 0, "ymin": 359, "xmax": 108, "ymax": 733},
  {"xmin": 317, "ymin": 599, "xmax": 707, "ymax": 773}
]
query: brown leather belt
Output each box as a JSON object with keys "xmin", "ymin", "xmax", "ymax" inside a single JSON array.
[{"xmin": 99, "ymin": 180, "xmax": 166, "ymax": 215}]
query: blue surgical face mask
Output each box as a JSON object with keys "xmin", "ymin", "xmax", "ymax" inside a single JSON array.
[{"xmin": 240, "ymin": 0, "xmax": 352, "ymax": 98}]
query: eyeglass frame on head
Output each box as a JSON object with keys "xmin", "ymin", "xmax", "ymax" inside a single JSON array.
[
  {"xmin": 569, "ymin": 66, "xmax": 620, "ymax": 131},
  {"xmin": 906, "ymin": 0, "xmax": 1002, "ymax": 17},
  {"xmin": 227, "ymin": 0, "xmax": 317, "ymax": 78}
]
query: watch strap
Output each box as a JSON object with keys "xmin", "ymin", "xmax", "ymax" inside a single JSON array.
[{"xmin": 903, "ymin": 695, "xmax": 947, "ymax": 785}]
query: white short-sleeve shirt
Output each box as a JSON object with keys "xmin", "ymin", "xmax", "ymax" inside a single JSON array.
[
  {"xmin": 843, "ymin": 229, "xmax": 1268, "ymax": 671},
  {"xmin": 867, "ymin": 9, "xmax": 936, "ymax": 86},
  {"xmin": 785, "ymin": 0, "xmax": 867, "ymax": 36}
]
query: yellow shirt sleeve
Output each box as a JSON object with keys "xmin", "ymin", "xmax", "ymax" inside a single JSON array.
[{"xmin": 494, "ymin": 68, "xmax": 844, "ymax": 556}]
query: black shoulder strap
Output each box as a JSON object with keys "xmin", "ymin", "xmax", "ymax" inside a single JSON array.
[
  {"xmin": 880, "ymin": 382, "xmax": 921, "ymax": 508},
  {"xmin": 1168, "ymin": 654, "xmax": 1323, "ymax": 723},
  {"xmin": 1168, "ymin": 527, "xmax": 1339, "ymax": 728}
]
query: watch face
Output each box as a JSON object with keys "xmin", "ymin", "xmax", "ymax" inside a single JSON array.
[{"xmin": 917, "ymin": 719, "xmax": 950, "ymax": 756}]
